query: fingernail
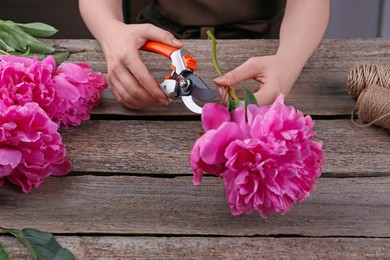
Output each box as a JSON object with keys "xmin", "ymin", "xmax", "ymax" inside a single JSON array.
[
  {"xmin": 172, "ymin": 39, "xmax": 182, "ymax": 46},
  {"xmin": 159, "ymin": 98, "xmax": 170, "ymax": 106},
  {"xmin": 214, "ymin": 77, "xmax": 226, "ymax": 83}
]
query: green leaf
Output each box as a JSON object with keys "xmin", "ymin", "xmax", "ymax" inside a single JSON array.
[
  {"xmin": 15, "ymin": 44, "xmax": 31, "ymax": 56},
  {"xmin": 51, "ymin": 52, "xmax": 70, "ymax": 65},
  {"xmin": 242, "ymin": 86, "xmax": 258, "ymax": 121},
  {"xmin": 22, "ymin": 228, "xmax": 75, "ymax": 260},
  {"xmin": 0, "ymin": 38, "xmax": 15, "ymax": 52},
  {"xmin": 243, "ymin": 86, "xmax": 258, "ymax": 107},
  {"xmin": 0, "ymin": 20, "xmax": 55, "ymax": 54},
  {"xmin": 228, "ymin": 98, "xmax": 236, "ymax": 112},
  {"xmin": 0, "ymin": 243, "xmax": 9, "ymax": 260},
  {"xmin": 233, "ymin": 98, "xmax": 244, "ymax": 107},
  {"xmin": 15, "ymin": 22, "xmax": 58, "ymax": 37},
  {"xmin": 2, "ymin": 228, "xmax": 37, "ymax": 260},
  {"xmin": 1, "ymin": 227, "xmax": 75, "ymax": 260}
]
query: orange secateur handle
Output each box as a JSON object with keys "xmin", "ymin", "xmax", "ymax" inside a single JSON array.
[
  {"xmin": 141, "ymin": 41, "xmax": 198, "ymax": 71},
  {"xmin": 142, "ymin": 41, "xmax": 178, "ymax": 59}
]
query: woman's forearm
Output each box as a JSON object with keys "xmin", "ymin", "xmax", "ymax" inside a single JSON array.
[
  {"xmin": 78, "ymin": 0, "xmax": 124, "ymax": 43},
  {"xmin": 277, "ymin": 0, "xmax": 330, "ymax": 82}
]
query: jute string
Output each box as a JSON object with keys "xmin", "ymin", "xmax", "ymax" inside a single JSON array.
[{"xmin": 346, "ymin": 64, "xmax": 390, "ymax": 129}]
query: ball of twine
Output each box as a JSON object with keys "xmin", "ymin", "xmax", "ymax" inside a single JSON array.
[{"xmin": 346, "ymin": 64, "xmax": 390, "ymax": 129}]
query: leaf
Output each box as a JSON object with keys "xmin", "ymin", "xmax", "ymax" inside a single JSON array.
[
  {"xmin": 242, "ymin": 86, "xmax": 258, "ymax": 121},
  {"xmin": 233, "ymin": 98, "xmax": 244, "ymax": 108},
  {"xmin": 15, "ymin": 22, "xmax": 58, "ymax": 37},
  {"xmin": 51, "ymin": 52, "xmax": 70, "ymax": 65},
  {"xmin": 228, "ymin": 98, "xmax": 236, "ymax": 112},
  {"xmin": 0, "ymin": 243, "xmax": 9, "ymax": 260},
  {"xmin": 0, "ymin": 38, "xmax": 15, "ymax": 52},
  {"xmin": 22, "ymin": 228, "xmax": 75, "ymax": 260},
  {"xmin": 0, "ymin": 20, "xmax": 55, "ymax": 54},
  {"xmin": 1, "ymin": 227, "xmax": 75, "ymax": 260},
  {"xmin": 243, "ymin": 86, "xmax": 258, "ymax": 107},
  {"xmin": 2, "ymin": 228, "xmax": 37, "ymax": 260}
]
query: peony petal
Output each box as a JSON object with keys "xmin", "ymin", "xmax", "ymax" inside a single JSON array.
[
  {"xmin": 200, "ymin": 122, "xmax": 245, "ymax": 164},
  {"xmin": 50, "ymin": 76, "xmax": 81, "ymax": 102},
  {"xmin": 201, "ymin": 103, "xmax": 231, "ymax": 131},
  {"xmin": 57, "ymin": 63, "xmax": 89, "ymax": 83},
  {"xmin": 0, "ymin": 148, "xmax": 22, "ymax": 172}
]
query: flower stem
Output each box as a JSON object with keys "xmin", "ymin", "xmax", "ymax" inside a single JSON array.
[
  {"xmin": 207, "ymin": 30, "xmax": 240, "ymax": 104},
  {"xmin": 207, "ymin": 30, "xmax": 223, "ymax": 77}
]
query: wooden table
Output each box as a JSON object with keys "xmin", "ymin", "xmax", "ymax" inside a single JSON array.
[{"xmin": 1, "ymin": 39, "xmax": 389, "ymax": 259}]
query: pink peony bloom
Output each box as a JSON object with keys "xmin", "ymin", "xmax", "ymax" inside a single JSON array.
[
  {"xmin": 0, "ymin": 101, "xmax": 71, "ymax": 192},
  {"xmin": 47, "ymin": 62, "xmax": 108, "ymax": 128},
  {"xmin": 190, "ymin": 95, "xmax": 325, "ymax": 218},
  {"xmin": 0, "ymin": 55, "xmax": 108, "ymax": 128}
]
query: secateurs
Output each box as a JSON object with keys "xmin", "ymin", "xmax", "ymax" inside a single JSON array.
[{"xmin": 142, "ymin": 41, "xmax": 216, "ymax": 114}]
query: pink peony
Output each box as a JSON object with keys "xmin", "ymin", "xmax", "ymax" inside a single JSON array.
[
  {"xmin": 47, "ymin": 62, "xmax": 108, "ymax": 128},
  {"xmin": 0, "ymin": 55, "xmax": 108, "ymax": 129},
  {"xmin": 0, "ymin": 101, "xmax": 71, "ymax": 192},
  {"xmin": 190, "ymin": 95, "xmax": 325, "ymax": 218}
]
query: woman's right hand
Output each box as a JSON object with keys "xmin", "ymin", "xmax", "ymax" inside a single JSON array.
[{"xmin": 99, "ymin": 22, "xmax": 183, "ymax": 109}]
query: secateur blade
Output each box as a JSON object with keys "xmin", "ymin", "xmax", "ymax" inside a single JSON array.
[
  {"xmin": 184, "ymin": 72, "xmax": 216, "ymax": 101},
  {"xmin": 181, "ymin": 96, "xmax": 203, "ymax": 114}
]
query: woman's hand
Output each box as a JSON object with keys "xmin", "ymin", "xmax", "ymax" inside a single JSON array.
[
  {"xmin": 100, "ymin": 22, "xmax": 183, "ymax": 109},
  {"xmin": 214, "ymin": 55, "xmax": 297, "ymax": 105}
]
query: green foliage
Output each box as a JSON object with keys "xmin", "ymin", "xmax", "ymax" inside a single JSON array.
[
  {"xmin": 228, "ymin": 98, "xmax": 236, "ymax": 112},
  {"xmin": 15, "ymin": 22, "xmax": 58, "ymax": 37},
  {"xmin": 243, "ymin": 86, "xmax": 258, "ymax": 121},
  {"xmin": 0, "ymin": 20, "xmax": 69, "ymax": 64},
  {"xmin": 0, "ymin": 242, "xmax": 9, "ymax": 260},
  {"xmin": 1, "ymin": 227, "xmax": 75, "ymax": 260}
]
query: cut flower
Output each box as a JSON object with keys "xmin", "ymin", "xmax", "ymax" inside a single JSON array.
[
  {"xmin": 0, "ymin": 54, "xmax": 108, "ymax": 192},
  {"xmin": 0, "ymin": 54, "xmax": 108, "ymax": 129},
  {"xmin": 190, "ymin": 95, "xmax": 325, "ymax": 218},
  {"xmin": 0, "ymin": 101, "xmax": 71, "ymax": 192}
]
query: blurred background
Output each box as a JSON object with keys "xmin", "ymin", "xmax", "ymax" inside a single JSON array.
[{"xmin": 0, "ymin": 0, "xmax": 389, "ymax": 39}]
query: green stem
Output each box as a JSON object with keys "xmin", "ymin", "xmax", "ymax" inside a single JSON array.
[
  {"xmin": 207, "ymin": 30, "xmax": 223, "ymax": 77},
  {"xmin": 207, "ymin": 30, "xmax": 240, "ymax": 103},
  {"xmin": 0, "ymin": 49, "xmax": 10, "ymax": 55}
]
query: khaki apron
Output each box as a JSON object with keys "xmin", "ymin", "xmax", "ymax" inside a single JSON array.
[{"xmin": 136, "ymin": 0, "xmax": 286, "ymax": 39}]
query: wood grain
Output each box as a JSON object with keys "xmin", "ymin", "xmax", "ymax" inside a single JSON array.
[
  {"xmin": 1, "ymin": 236, "xmax": 389, "ymax": 259},
  {"xmin": 60, "ymin": 120, "xmax": 390, "ymax": 176},
  {"xmin": 0, "ymin": 176, "xmax": 388, "ymax": 237},
  {"xmin": 47, "ymin": 38, "xmax": 390, "ymax": 117},
  {"xmin": 1, "ymin": 39, "xmax": 389, "ymax": 259}
]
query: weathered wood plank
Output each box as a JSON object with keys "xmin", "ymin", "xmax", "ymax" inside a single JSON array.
[
  {"xmin": 0, "ymin": 176, "xmax": 388, "ymax": 237},
  {"xmin": 47, "ymin": 38, "xmax": 390, "ymax": 116},
  {"xmin": 60, "ymin": 120, "xmax": 390, "ymax": 176},
  {"xmin": 50, "ymin": 39, "xmax": 390, "ymax": 71},
  {"xmin": 92, "ymin": 80, "xmax": 356, "ymax": 117},
  {"xmin": 1, "ymin": 236, "xmax": 389, "ymax": 259}
]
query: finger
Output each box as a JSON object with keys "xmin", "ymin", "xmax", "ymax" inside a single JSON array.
[
  {"xmin": 110, "ymin": 77, "xmax": 145, "ymax": 109},
  {"xmin": 253, "ymin": 85, "xmax": 280, "ymax": 106},
  {"xmin": 111, "ymin": 86, "xmax": 122, "ymax": 103},
  {"xmin": 110, "ymin": 65, "xmax": 159, "ymax": 109},
  {"xmin": 123, "ymin": 51, "xmax": 170, "ymax": 105},
  {"xmin": 143, "ymin": 24, "xmax": 183, "ymax": 48},
  {"xmin": 214, "ymin": 58, "xmax": 260, "ymax": 86}
]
